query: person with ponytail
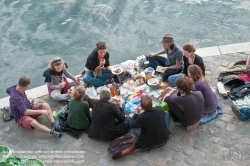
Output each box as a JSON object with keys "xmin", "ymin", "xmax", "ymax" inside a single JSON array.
[
  {"xmin": 168, "ymin": 43, "xmax": 205, "ymax": 86},
  {"xmin": 188, "ymin": 64, "xmax": 218, "ymax": 114},
  {"xmin": 67, "ymin": 86, "xmax": 91, "ymax": 129}
]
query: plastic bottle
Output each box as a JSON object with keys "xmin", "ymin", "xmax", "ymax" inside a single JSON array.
[
  {"xmin": 111, "ymin": 82, "xmax": 117, "ymax": 97},
  {"xmin": 116, "ymin": 84, "xmax": 120, "ymax": 96}
]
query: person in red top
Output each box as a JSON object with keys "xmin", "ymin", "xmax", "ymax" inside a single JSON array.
[{"xmin": 6, "ymin": 76, "xmax": 63, "ymax": 138}]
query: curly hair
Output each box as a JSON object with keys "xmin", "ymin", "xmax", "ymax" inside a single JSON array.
[
  {"xmin": 175, "ymin": 77, "xmax": 193, "ymax": 94},
  {"xmin": 73, "ymin": 86, "xmax": 85, "ymax": 100},
  {"xmin": 48, "ymin": 57, "xmax": 65, "ymax": 71},
  {"xmin": 188, "ymin": 64, "xmax": 209, "ymax": 84}
]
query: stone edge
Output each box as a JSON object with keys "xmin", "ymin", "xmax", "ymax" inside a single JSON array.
[{"xmin": 1, "ymin": 42, "xmax": 250, "ymax": 107}]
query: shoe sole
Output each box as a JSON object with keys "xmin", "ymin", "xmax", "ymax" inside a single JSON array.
[{"xmin": 231, "ymin": 106, "xmax": 242, "ymax": 120}]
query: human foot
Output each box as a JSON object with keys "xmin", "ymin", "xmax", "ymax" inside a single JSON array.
[{"xmin": 186, "ymin": 120, "xmax": 200, "ymax": 131}]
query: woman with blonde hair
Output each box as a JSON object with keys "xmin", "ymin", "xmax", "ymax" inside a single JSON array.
[
  {"xmin": 67, "ymin": 86, "xmax": 91, "ymax": 129},
  {"xmin": 168, "ymin": 43, "xmax": 205, "ymax": 86},
  {"xmin": 188, "ymin": 64, "xmax": 218, "ymax": 114},
  {"xmin": 43, "ymin": 57, "xmax": 79, "ymax": 101}
]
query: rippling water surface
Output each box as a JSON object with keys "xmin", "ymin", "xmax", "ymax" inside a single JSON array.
[{"xmin": 0, "ymin": 0, "xmax": 250, "ymax": 98}]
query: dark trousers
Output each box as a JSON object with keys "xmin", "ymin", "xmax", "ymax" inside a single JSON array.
[
  {"xmin": 168, "ymin": 103, "xmax": 188, "ymax": 126},
  {"xmin": 148, "ymin": 56, "xmax": 182, "ymax": 77}
]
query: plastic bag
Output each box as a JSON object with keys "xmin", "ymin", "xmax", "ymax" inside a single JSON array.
[
  {"xmin": 120, "ymin": 60, "xmax": 135, "ymax": 71},
  {"xmin": 125, "ymin": 96, "xmax": 141, "ymax": 113},
  {"xmin": 85, "ymin": 86, "xmax": 98, "ymax": 99},
  {"xmin": 153, "ymin": 102, "xmax": 169, "ymax": 111},
  {"xmin": 144, "ymin": 67, "xmax": 155, "ymax": 75}
]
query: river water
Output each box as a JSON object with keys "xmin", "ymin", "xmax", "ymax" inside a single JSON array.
[{"xmin": 0, "ymin": 0, "xmax": 250, "ymax": 98}]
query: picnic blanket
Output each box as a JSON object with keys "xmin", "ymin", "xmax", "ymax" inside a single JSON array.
[{"xmin": 200, "ymin": 106, "xmax": 223, "ymax": 125}]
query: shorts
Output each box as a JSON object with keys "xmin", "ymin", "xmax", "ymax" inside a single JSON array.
[{"xmin": 17, "ymin": 104, "xmax": 43, "ymax": 130}]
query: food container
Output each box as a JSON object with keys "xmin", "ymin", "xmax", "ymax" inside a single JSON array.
[{"xmin": 136, "ymin": 55, "xmax": 147, "ymax": 69}]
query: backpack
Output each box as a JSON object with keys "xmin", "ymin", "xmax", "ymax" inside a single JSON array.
[
  {"xmin": 1, "ymin": 107, "xmax": 14, "ymax": 121},
  {"xmin": 113, "ymin": 71, "xmax": 131, "ymax": 83},
  {"xmin": 108, "ymin": 134, "xmax": 137, "ymax": 159}
]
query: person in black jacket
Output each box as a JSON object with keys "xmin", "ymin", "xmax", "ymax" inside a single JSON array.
[
  {"xmin": 88, "ymin": 89, "xmax": 129, "ymax": 141},
  {"xmin": 168, "ymin": 43, "xmax": 205, "ymax": 86},
  {"xmin": 130, "ymin": 95, "xmax": 170, "ymax": 149},
  {"xmin": 82, "ymin": 41, "xmax": 114, "ymax": 87}
]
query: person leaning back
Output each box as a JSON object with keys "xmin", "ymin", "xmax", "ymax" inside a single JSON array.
[{"xmin": 6, "ymin": 76, "xmax": 63, "ymax": 138}]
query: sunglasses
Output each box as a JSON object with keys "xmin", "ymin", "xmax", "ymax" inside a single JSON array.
[{"xmin": 53, "ymin": 59, "xmax": 62, "ymax": 64}]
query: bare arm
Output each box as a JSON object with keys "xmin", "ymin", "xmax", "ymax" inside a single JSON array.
[
  {"xmin": 149, "ymin": 49, "xmax": 165, "ymax": 57},
  {"xmin": 106, "ymin": 66, "xmax": 112, "ymax": 71},
  {"xmin": 24, "ymin": 109, "xmax": 47, "ymax": 116},
  {"xmin": 163, "ymin": 60, "xmax": 182, "ymax": 71}
]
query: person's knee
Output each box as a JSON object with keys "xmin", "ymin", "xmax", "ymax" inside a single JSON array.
[
  {"xmin": 30, "ymin": 119, "xmax": 39, "ymax": 127},
  {"xmin": 42, "ymin": 103, "xmax": 50, "ymax": 109}
]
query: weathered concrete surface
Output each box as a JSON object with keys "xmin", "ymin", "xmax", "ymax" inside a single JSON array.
[{"xmin": 1, "ymin": 51, "xmax": 250, "ymax": 166}]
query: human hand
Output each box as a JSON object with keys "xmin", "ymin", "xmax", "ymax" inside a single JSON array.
[
  {"xmin": 100, "ymin": 58, "xmax": 106, "ymax": 66},
  {"xmin": 135, "ymin": 105, "xmax": 142, "ymax": 114},
  {"xmin": 162, "ymin": 67, "xmax": 168, "ymax": 71},
  {"xmin": 149, "ymin": 52, "xmax": 157, "ymax": 57},
  {"xmin": 58, "ymin": 82, "xmax": 66, "ymax": 88}
]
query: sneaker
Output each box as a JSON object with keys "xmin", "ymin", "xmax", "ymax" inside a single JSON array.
[
  {"xmin": 50, "ymin": 130, "xmax": 62, "ymax": 138},
  {"xmin": 53, "ymin": 124, "xmax": 63, "ymax": 132}
]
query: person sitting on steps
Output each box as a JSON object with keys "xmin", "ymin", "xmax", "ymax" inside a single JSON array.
[
  {"xmin": 6, "ymin": 76, "xmax": 63, "ymax": 138},
  {"xmin": 43, "ymin": 57, "xmax": 80, "ymax": 102}
]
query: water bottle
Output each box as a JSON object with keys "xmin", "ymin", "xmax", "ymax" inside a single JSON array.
[{"xmin": 116, "ymin": 84, "xmax": 120, "ymax": 96}]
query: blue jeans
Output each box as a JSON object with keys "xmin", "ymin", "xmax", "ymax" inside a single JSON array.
[
  {"xmin": 132, "ymin": 111, "xmax": 170, "ymax": 138},
  {"xmin": 83, "ymin": 68, "xmax": 114, "ymax": 87},
  {"xmin": 50, "ymin": 82, "xmax": 78, "ymax": 101},
  {"xmin": 148, "ymin": 56, "xmax": 166, "ymax": 69},
  {"xmin": 168, "ymin": 73, "xmax": 182, "ymax": 87},
  {"xmin": 148, "ymin": 56, "xmax": 181, "ymax": 77}
]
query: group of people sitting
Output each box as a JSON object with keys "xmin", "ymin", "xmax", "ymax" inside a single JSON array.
[{"xmin": 6, "ymin": 34, "xmax": 220, "ymax": 150}]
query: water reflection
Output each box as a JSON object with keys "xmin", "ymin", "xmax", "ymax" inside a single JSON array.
[{"xmin": 0, "ymin": 0, "xmax": 250, "ymax": 98}]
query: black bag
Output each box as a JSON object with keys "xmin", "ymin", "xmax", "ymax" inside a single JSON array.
[
  {"xmin": 60, "ymin": 103, "xmax": 69, "ymax": 120},
  {"xmin": 230, "ymin": 82, "xmax": 250, "ymax": 98},
  {"xmin": 113, "ymin": 71, "xmax": 131, "ymax": 83},
  {"xmin": 108, "ymin": 134, "xmax": 137, "ymax": 160},
  {"xmin": 219, "ymin": 75, "xmax": 245, "ymax": 87}
]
